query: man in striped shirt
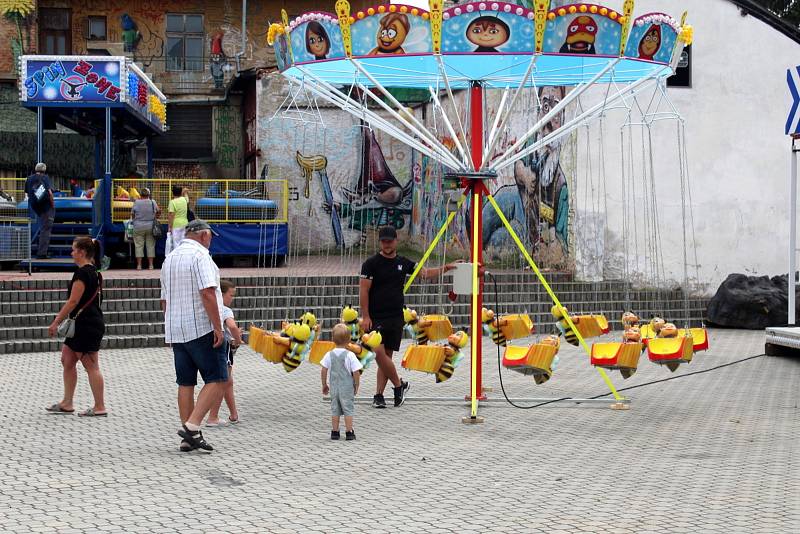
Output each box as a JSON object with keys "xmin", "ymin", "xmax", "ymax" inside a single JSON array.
[{"xmin": 160, "ymin": 219, "xmax": 226, "ymax": 452}]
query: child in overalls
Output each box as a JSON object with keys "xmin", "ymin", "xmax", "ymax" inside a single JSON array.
[{"xmin": 321, "ymin": 323, "xmax": 363, "ymax": 440}]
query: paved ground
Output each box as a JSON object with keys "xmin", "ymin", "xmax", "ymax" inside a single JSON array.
[{"xmin": 0, "ymin": 328, "xmax": 797, "ymax": 533}]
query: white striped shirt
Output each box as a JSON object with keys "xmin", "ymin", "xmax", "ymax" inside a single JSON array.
[{"xmin": 160, "ymin": 238, "xmax": 223, "ymax": 344}]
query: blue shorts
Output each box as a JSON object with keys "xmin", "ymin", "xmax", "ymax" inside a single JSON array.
[{"xmin": 173, "ymin": 331, "xmax": 229, "ymax": 386}]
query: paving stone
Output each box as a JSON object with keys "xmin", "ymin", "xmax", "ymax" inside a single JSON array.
[{"xmin": 0, "ymin": 329, "xmax": 797, "ymax": 531}]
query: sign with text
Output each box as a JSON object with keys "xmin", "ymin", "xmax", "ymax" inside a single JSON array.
[{"xmin": 21, "ymin": 57, "xmax": 123, "ymax": 104}]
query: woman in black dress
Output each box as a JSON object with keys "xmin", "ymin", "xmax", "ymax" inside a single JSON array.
[{"xmin": 46, "ymin": 237, "xmax": 107, "ymax": 416}]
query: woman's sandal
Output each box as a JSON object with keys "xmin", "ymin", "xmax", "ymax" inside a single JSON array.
[
  {"xmin": 45, "ymin": 403, "xmax": 74, "ymax": 413},
  {"xmin": 77, "ymin": 407, "xmax": 108, "ymax": 417}
]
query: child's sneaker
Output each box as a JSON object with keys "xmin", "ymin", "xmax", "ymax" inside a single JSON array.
[
  {"xmin": 372, "ymin": 394, "xmax": 386, "ymax": 409},
  {"xmin": 393, "ymin": 380, "xmax": 410, "ymax": 407},
  {"xmin": 330, "ymin": 430, "xmax": 340, "ymax": 440},
  {"xmin": 345, "ymin": 430, "xmax": 356, "ymax": 441}
]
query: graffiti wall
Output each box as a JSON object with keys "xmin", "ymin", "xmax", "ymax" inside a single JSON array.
[
  {"xmin": 256, "ymin": 73, "xmax": 415, "ymax": 250},
  {"xmin": 212, "ymin": 104, "xmax": 241, "ymax": 177},
  {"xmin": 410, "ymin": 87, "xmax": 576, "ymax": 271},
  {"xmin": 256, "ymin": 70, "xmax": 576, "ymax": 272}
]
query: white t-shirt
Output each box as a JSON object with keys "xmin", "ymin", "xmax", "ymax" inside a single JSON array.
[
  {"xmin": 160, "ymin": 239, "xmax": 223, "ymax": 344},
  {"xmin": 222, "ymin": 305, "xmax": 234, "ymax": 342},
  {"xmin": 320, "ymin": 348, "xmax": 363, "ymax": 373}
]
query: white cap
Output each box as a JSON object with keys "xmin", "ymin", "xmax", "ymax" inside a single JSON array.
[{"xmin": 35, "ymin": 162, "xmax": 46, "ymax": 172}]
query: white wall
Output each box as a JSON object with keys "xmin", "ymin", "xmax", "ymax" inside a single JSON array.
[{"xmin": 578, "ymin": 0, "xmax": 800, "ymax": 294}]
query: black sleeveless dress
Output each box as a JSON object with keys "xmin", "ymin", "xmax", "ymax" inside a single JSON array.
[{"xmin": 64, "ymin": 265, "xmax": 105, "ymax": 353}]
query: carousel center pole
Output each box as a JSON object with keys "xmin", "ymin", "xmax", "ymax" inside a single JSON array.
[{"xmin": 465, "ymin": 80, "xmax": 487, "ymax": 423}]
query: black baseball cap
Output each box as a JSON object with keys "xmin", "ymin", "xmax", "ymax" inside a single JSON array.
[
  {"xmin": 378, "ymin": 226, "xmax": 397, "ymax": 241},
  {"xmin": 185, "ymin": 219, "xmax": 219, "ymax": 236}
]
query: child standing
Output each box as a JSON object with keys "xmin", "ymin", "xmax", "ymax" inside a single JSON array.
[
  {"xmin": 321, "ymin": 323, "xmax": 363, "ymax": 440},
  {"xmin": 207, "ymin": 279, "xmax": 242, "ymax": 426}
]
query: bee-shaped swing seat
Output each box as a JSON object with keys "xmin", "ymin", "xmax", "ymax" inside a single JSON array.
[
  {"xmin": 482, "ymin": 307, "xmax": 535, "ymax": 346},
  {"xmin": 551, "ymin": 306, "xmax": 607, "ymax": 345},
  {"xmin": 402, "ymin": 331, "xmax": 468, "ymax": 383}
]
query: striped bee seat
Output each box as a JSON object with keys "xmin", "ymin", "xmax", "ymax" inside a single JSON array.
[
  {"xmin": 420, "ymin": 314, "xmax": 453, "ymax": 341},
  {"xmin": 307, "ymin": 340, "xmax": 337, "ymax": 365},
  {"xmin": 647, "ymin": 335, "xmax": 694, "ymax": 372},
  {"xmin": 259, "ymin": 333, "xmax": 291, "ymax": 364},
  {"xmin": 502, "ymin": 344, "xmax": 558, "ymax": 383},
  {"xmin": 590, "ymin": 342, "xmax": 643, "ymax": 379},
  {"xmin": 572, "ymin": 315, "xmax": 606, "ymax": 339},
  {"xmin": 401, "ymin": 344, "xmax": 447, "ymax": 374},
  {"xmin": 498, "ymin": 313, "xmax": 535, "ymax": 341}
]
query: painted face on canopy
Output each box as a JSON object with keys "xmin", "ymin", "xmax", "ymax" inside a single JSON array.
[
  {"xmin": 378, "ymin": 18, "xmax": 408, "ymax": 52},
  {"xmin": 466, "ymin": 18, "xmax": 510, "ymax": 49},
  {"xmin": 307, "ymin": 29, "xmax": 327, "ymax": 58},
  {"xmin": 564, "ymin": 16, "xmax": 597, "ymax": 53},
  {"xmin": 639, "ymin": 25, "xmax": 662, "ymax": 59}
]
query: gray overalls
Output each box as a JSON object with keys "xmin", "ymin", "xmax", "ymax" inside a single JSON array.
[{"xmin": 329, "ymin": 349, "xmax": 355, "ymax": 417}]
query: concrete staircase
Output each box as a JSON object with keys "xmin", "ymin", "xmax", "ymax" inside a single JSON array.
[{"xmin": 0, "ymin": 273, "xmax": 709, "ymax": 354}]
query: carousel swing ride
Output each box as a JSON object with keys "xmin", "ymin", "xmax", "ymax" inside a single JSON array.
[{"xmin": 250, "ymin": 0, "xmax": 701, "ymax": 421}]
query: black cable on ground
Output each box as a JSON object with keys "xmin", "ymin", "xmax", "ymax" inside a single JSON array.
[
  {"xmin": 487, "ymin": 272, "xmax": 768, "ymax": 409},
  {"xmin": 586, "ymin": 353, "xmax": 766, "ymax": 400}
]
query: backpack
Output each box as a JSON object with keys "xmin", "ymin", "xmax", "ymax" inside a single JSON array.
[{"xmin": 28, "ymin": 174, "xmax": 51, "ymax": 215}]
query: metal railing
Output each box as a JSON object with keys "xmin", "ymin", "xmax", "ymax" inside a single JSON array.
[
  {"xmin": 111, "ymin": 178, "xmax": 289, "ymax": 224},
  {"xmin": 0, "ymin": 214, "xmax": 32, "ymax": 274}
]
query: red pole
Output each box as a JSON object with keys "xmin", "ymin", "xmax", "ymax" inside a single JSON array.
[{"xmin": 468, "ymin": 81, "xmax": 486, "ymax": 405}]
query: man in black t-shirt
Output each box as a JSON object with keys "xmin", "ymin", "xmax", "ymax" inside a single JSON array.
[{"xmin": 360, "ymin": 226, "xmax": 457, "ymax": 408}]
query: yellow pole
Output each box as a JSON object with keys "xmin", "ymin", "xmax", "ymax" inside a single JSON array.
[
  {"xmin": 403, "ymin": 193, "xmax": 467, "ymax": 294},
  {"xmin": 485, "ymin": 194, "xmax": 623, "ymax": 400}
]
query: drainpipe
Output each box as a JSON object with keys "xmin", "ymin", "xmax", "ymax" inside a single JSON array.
[{"xmin": 235, "ymin": 0, "xmax": 247, "ymax": 73}]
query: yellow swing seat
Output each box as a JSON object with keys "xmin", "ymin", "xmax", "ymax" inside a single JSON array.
[
  {"xmin": 572, "ymin": 315, "xmax": 606, "ymax": 339},
  {"xmin": 307, "ymin": 340, "xmax": 337, "ymax": 365},
  {"xmin": 420, "ymin": 314, "xmax": 453, "ymax": 341},
  {"xmin": 258, "ymin": 333, "xmax": 291, "ymax": 363},
  {"xmin": 502, "ymin": 344, "xmax": 558, "ymax": 382},
  {"xmin": 647, "ymin": 336, "xmax": 694, "ymax": 371},
  {"xmin": 591, "ymin": 342, "xmax": 643, "ymax": 379},
  {"xmin": 498, "ymin": 313, "xmax": 535, "ymax": 341},
  {"xmin": 248, "ymin": 326, "xmax": 265, "ymax": 352},
  {"xmin": 402, "ymin": 344, "xmax": 447, "ymax": 374},
  {"xmin": 639, "ymin": 324, "xmax": 662, "ymax": 339},
  {"xmin": 678, "ymin": 328, "xmax": 709, "ymax": 351},
  {"xmin": 592, "ymin": 315, "xmax": 610, "ymax": 334}
]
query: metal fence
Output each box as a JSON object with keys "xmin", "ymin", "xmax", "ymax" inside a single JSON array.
[
  {"xmin": 111, "ymin": 179, "xmax": 288, "ymax": 224},
  {"xmin": 0, "ymin": 214, "xmax": 32, "ymax": 274}
]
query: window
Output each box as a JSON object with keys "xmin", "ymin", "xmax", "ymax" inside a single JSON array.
[
  {"xmin": 87, "ymin": 16, "xmax": 107, "ymax": 40},
  {"xmin": 166, "ymin": 14, "xmax": 204, "ymax": 71},
  {"xmin": 667, "ymin": 45, "xmax": 692, "ymax": 88},
  {"xmin": 39, "ymin": 8, "xmax": 72, "ymax": 55},
  {"xmin": 151, "ymin": 105, "xmax": 213, "ymax": 159}
]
